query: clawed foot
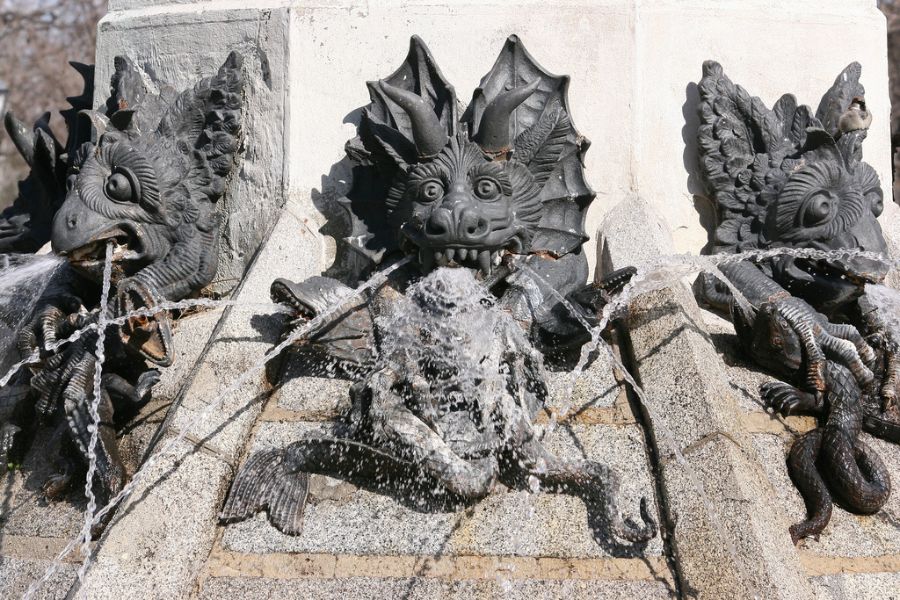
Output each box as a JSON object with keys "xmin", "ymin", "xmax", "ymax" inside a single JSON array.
[
  {"xmin": 868, "ymin": 332, "xmax": 900, "ymax": 413},
  {"xmin": 761, "ymin": 381, "xmax": 823, "ymax": 416}
]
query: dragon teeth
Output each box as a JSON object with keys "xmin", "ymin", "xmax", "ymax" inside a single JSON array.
[
  {"xmin": 419, "ymin": 248, "xmax": 435, "ymax": 272},
  {"xmin": 457, "ymin": 248, "xmax": 468, "ymax": 261},
  {"xmin": 445, "ymin": 248, "xmax": 455, "ymax": 262},
  {"xmin": 478, "ymin": 250, "xmax": 491, "ymax": 275},
  {"xmin": 435, "ymin": 250, "xmax": 449, "ymax": 266},
  {"xmin": 492, "ymin": 251, "xmax": 501, "ymax": 266}
]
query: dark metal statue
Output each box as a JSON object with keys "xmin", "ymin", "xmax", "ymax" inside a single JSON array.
[
  {"xmin": 695, "ymin": 60, "xmax": 900, "ymax": 543},
  {"xmin": 221, "ymin": 36, "xmax": 656, "ymax": 546},
  {"xmin": 0, "ymin": 53, "xmax": 244, "ymax": 516},
  {"xmin": 1, "ymin": 63, "xmax": 94, "ymax": 253}
]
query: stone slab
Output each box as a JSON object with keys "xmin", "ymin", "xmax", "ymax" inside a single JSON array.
[
  {"xmin": 0, "ymin": 556, "xmax": 77, "ymax": 600},
  {"xmin": 811, "ymin": 573, "xmax": 900, "ymax": 600},
  {"xmin": 75, "ymin": 208, "xmax": 327, "ymax": 598},
  {"xmin": 198, "ymin": 575, "xmax": 676, "ymax": 600},
  {"xmin": 72, "ymin": 439, "xmax": 230, "ymax": 600},
  {"xmin": 222, "ymin": 420, "xmax": 664, "ymax": 558}
]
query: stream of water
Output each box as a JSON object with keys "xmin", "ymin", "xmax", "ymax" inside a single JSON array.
[{"xmin": 24, "ymin": 256, "xmax": 411, "ymax": 599}]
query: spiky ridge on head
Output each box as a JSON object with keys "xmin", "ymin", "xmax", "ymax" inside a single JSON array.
[{"xmin": 51, "ymin": 52, "xmax": 244, "ymax": 302}]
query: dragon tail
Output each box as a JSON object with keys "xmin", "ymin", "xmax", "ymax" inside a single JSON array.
[
  {"xmin": 220, "ymin": 448, "xmax": 309, "ymax": 535},
  {"xmin": 786, "ymin": 429, "xmax": 832, "ymax": 544}
]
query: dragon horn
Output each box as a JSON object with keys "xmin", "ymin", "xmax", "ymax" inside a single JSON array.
[
  {"xmin": 475, "ymin": 79, "xmax": 540, "ymax": 156},
  {"xmin": 4, "ymin": 112, "xmax": 37, "ymax": 166},
  {"xmin": 379, "ymin": 81, "xmax": 448, "ymax": 159}
]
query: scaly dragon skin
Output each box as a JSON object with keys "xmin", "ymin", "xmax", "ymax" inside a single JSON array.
[{"xmin": 695, "ymin": 61, "xmax": 899, "ymax": 542}]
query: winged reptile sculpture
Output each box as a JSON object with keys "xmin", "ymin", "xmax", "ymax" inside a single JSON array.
[
  {"xmin": 221, "ymin": 35, "xmax": 656, "ymax": 546},
  {"xmin": 695, "ymin": 60, "xmax": 900, "ymax": 543},
  {"xmin": 0, "ymin": 53, "xmax": 244, "ymax": 526}
]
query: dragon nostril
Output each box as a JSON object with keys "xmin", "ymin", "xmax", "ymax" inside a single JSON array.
[
  {"xmin": 67, "ymin": 215, "xmax": 77, "ymax": 229},
  {"xmin": 466, "ymin": 218, "xmax": 488, "ymax": 236},
  {"xmin": 425, "ymin": 210, "xmax": 451, "ymax": 237}
]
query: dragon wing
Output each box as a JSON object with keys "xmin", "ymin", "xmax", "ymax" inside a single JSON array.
[
  {"xmin": 152, "ymin": 51, "xmax": 243, "ymax": 204},
  {"xmin": 463, "ymin": 35, "xmax": 593, "ymax": 257},
  {"xmin": 697, "ymin": 60, "xmax": 820, "ymax": 253}
]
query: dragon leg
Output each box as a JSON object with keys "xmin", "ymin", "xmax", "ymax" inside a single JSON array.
[
  {"xmin": 786, "ymin": 429, "xmax": 832, "ymax": 544},
  {"xmin": 818, "ymin": 331, "xmax": 874, "ymax": 389},
  {"xmin": 824, "ymin": 323, "xmax": 876, "ymax": 366},
  {"xmin": 503, "ymin": 437, "xmax": 656, "ymax": 544}
]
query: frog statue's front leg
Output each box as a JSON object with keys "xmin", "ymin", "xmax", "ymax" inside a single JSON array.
[{"xmin": 220, "ymin": 366, "xmax": 498, "ymax": 534}]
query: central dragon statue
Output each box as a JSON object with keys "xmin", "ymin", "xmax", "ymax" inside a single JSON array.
[
  {"xmin": 695, "ymin": 61, "xmax": 900, "ymax": 543},
  {"xmin": 221, "ymin": 36, "xmax": 657, "ymax": 546},
  {"xmin": 0, "ymin": 53, "xmax": 244, "ymax": 518}
]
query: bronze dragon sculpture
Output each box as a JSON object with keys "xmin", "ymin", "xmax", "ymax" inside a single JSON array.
[
  {"xmin": 0, "ymin": 53, "xmax": 243, "ymax": 518},
  {"xmin": 221, "ymin": 36, "xmax": 657, "ymax": 546},
  {"xmin": 695, "ymin": 60, "xmax": 900, "ymax": 543}
]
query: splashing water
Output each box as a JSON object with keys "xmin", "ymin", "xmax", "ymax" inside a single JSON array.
[
  {"xmin": 24, "ymin": 257, "xmax": 411, "ymax": 599},
  {"xmin": 0, "ymin": 297, "xmax": 292, "ymax": 389},
  {"xmin": 0, "ymin": 254, "xmax": 65, "ymax": 376},
  {"xmin": 19, "ymin": 245, "xmax": 898, "ymax": 596},
  {"xmin": 864, "ymin": 284, "xmax": 900, "ymax": 338}
]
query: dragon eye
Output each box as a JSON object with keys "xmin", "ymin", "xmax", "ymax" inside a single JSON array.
[
  {"xmin": 104, "ymin": 167, "xmax": 140, "ymax": 203},
  {"xmin": 474, "ymin": 178, "xmax": 501, "ymax": 201},
  {"xmin": 801, "ymin": 192, "xmax": 834, "ymax": 227},
  {"xmin": 419, "ymin": 180, "xmax": 444, "ymax": 202}
]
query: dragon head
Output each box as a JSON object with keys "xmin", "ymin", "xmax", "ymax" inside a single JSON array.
[
  {"xmin": 336, "ymin": 36, "xmax": 593, "ymax": 281},
  {"xmin": 51, "ymin": 52, "xmax": 243, "ymax": 304},
  {"xmin": 698, "ymin": 61, "xmax": 889, "ymax": 314}
]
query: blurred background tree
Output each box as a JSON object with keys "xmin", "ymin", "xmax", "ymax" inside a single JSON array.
[
  {"xmin": 0, "ymin": 0, "xmax": 106, "ymax": 209},
  {"xmin": 879, "ymin": 0, "xmax": 900, "ymax": 203}
]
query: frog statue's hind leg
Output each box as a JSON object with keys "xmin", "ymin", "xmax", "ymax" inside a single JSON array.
[
  {"xmin": 502, "ymin": 436, "xmax": 657, "ymax": 544},
  {"xmin": 221, "ymin": 368, "xmax": 499, "ymax": 534}
]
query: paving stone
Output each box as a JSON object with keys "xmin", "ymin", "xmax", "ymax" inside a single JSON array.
[
  {"xmin": 78, "ymin": 208, "xmax": 330, "ymax": 598},
  {"xmin": 222, "ymin": 421, "xmax": 664, "ymax": 558},
  {"xmin": 810, "ymin": 573, "xmax": 900, "ymax": 600},
  {"xmin": 624, "ymin": 282, "xmax": 814, "ymax": 599},
  {"xmin": 167, "ymin": 209, "xmax": 326, "ymax": 463},
  {"xmin": 198, "ymin": 575, "xmax": 676, "ymax": 600},
  {"xmin": 73, "ymin": 439, "xmax": 231, "ymax": 599},
  {"xmin": 0, "ymin": 556, "xmax": 76, "ymax": 600}
]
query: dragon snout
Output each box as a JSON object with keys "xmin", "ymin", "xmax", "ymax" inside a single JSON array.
[{"xmin": 424, "ymin": 206, "xmax": 490, "ymax": 245}]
